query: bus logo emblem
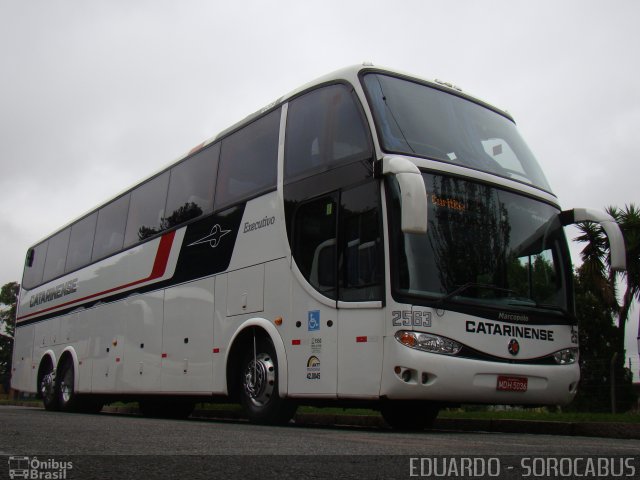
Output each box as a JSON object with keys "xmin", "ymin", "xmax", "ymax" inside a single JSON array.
[
  {"xmin": 508, "ymin": 339, "xmax": 520, "ymax": 356},
  {"xmin": 188, "ymin": 224, "xmax": 231, "ymax": 249}
]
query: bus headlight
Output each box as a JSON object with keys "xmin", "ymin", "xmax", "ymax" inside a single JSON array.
[
  {"xmin": 553, "ymin": 348, "xmax": 579, "ymax": 365},
  {"xmin": 395, "ymin": 330, "xmax": 462, "ymax": 355}
]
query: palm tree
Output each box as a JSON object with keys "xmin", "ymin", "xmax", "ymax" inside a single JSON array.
[{"xmin": 575, "ymin": 203, "xmax": 640, "ymax": 347}]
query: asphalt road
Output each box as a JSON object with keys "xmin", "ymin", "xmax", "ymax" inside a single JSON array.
[{"xmin": 1, "ymin": 406, "xmax": 639, "ymax": 479}]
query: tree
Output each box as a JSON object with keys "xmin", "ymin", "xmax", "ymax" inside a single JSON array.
[
  {"xmin": 0, "ymin": 282, "xmax": 19, "ymax": 393},
  {"xmin": 575, "ymin": 204, "xmax": 640, "ymax": 347},
  {"xmin": 574, "ymin": 204, "xmax": 640, "ymax": 412},
  {"xmin": 607, "ymin": 205, "xmax": 640, "ymax": 343},
  {"xmin": 570, "ymin": 268, "xmax": 634, "ymax": 411}
]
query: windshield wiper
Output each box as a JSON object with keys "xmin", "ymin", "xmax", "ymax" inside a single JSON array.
[
  {"xmin": 506, "ymin": 298, "xmax": 568, "ymax": 314},
  {"xmin": 374, "ymin": 76, "xmax": 416, "ymax": 155},
  {"xmin": 434, "ymin": 283, "xmax": 569, "ymax": 315},
  {"xmin": 435, "ymin": 282, "xmax": 515, "ymax": 306}
]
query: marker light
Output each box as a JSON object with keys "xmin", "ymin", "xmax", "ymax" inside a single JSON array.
[
  {"xmin": 398, "ymin": 331, "xmax": 417, "ymax": 348},
  {"xmin": 394, "ymin": 331, "xmax": 462, "ymax": 355},
  {"xmin": 553, "ymin": 348, "xmax": 579, "ymax": 365}
]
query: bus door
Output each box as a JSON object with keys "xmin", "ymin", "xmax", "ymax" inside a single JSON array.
[
  {"xmin": 288, "ymin": 193, "xmax": 339, "ymax": 396},
  {"xmin": 336, "ymin": 182, "xmax": 384, "ymax": 397},
  {"xmin": 288, "ymin": 182, "xmax": 384, "ymax": 397}
]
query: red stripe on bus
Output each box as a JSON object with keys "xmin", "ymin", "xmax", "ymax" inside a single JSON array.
[
  {"xmin": 17, "ymin": 231, "xmax": 176, "ymax": 322},
  {"xmin": 149, "ymin": 231, "xmax": 175, "ymax": 278}
]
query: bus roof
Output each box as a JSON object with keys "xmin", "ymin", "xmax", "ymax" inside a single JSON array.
[
  {"xmin": 213, "ymin": 63, "xmax": 513, "ymax": 145},
  {"xmin": 27, "ymin": 63, "xmax": 513, "ymax": 248}
]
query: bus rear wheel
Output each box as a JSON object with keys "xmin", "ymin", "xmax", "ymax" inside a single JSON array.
[
  {"xmin": 380, "ymin": 401, "xmax": 439, "ymax": 431},
  {"xmin": 239, "ymin": 337, "xmax": 296, "ymax": 425},
  {"xmin": 57, "ymin": 358, "xmax": 79, "ymax": 412},
  {"xmin": 39, "ymin": 360, "xmax": 59, "ymax": 411}
]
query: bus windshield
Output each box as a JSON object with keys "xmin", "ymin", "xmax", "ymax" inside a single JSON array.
[
  {"xmin": 363, "ymin": 73, "xmax": 552, "ymax": 192},
  {"xmin": 389, "ymin": 172, "xmax": 572, "ymax": 314}
]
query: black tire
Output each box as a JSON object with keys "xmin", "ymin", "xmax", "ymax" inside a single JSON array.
[
  {"xmin": 380, "ymin": 401, "xmax": 439, "ymax": 431},
  {"xmin": 139, "ymin": 398, "xmax": 195, "ymax": 419},
  {"xmin": 57, "ymin": 358, "xmax": 79, "ymax": 412},
  {"xmin": 239, "ymin": 337, "xmax": 297, "ymax": 425},
  {"xmin": 39, "ymin": 360, "xmax": 59, "ymax": 412}
]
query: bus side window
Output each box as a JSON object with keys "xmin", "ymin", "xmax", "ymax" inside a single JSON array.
[
  {"xmin": 165, "ymin": 142, "xmax": 219, "ymax": 228},
  {"xmin": 42, "ymin": 228, "xmax": 71, "ymax": 283},
  {"xmin": 339, "ymin": 182, "xmax": 383, "ymax": 302},
  {"xmin": 92, "ymin": 194, "xmax": 130, "ymax": 262},
  {"xmin": 215, "ymin": 109, "xmax": 280, "ymax": 210},
  {"xmin": 65, "ymin": 212, "xmax": 98, "ymax": 273},
  {"xmin": 284, "ymin": 84, "xmax": 372, "ymax": 183},
  {"xmin": 293, "ymin": 194, "xmax": 338, "ymax": 299},
  {"xmin": 23, "ymin": 242, "xmax": 48, "ymax": 289},
  {"xmin": 123, "ymin": 171, "xmax": 170, "ymax": 247}
]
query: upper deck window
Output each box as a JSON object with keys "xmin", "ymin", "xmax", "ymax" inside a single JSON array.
[
  {"xmin": 23, "ymin": 242, "xmax": 48, "ymax": 289},
  {"xmin": 215, "ymin": 109, "xmax": 280, "ymax": 210},
  {"xmin": 65, "ymin": 212, "xmax": 97, "ymax": 273},
  {"xmin": 92, "ymin": 193, "xmax": 130, "ymax": 262},
  {"xmin": 124, "ymin": 172, "xmax": 170, "ymax": 247},
  {"xmin": 165, "ymin": 142, "xmax": 219, "ymax": 226},
  {"xmin": 363, "ymin": 73, "xmax": 552, "ymax": 192},
  {"xmin": 42, "ymin": 228, "xmax": 70, "ymax": 283},
  {"xmin": 285, "ymin": 84, "xmax": 372, "ymax": 183}
]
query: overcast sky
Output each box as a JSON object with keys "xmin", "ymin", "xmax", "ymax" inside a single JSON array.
[{"xmin": 1, "ymin": 0, "xmax": 638, "ymax": 373}]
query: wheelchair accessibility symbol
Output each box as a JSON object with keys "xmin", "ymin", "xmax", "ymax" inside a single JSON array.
[{"xmin": 308, "ymin": 310, "xmax": 320, "ymax": 331}]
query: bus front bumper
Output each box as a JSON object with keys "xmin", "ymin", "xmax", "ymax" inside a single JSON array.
[{"xmin": 380, "ymin": 338, "xmax": 580, "ymax": 406}]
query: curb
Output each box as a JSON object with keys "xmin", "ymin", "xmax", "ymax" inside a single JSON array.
[
  {"xmin": 5, "ymin": 403, "xmax": 639, "ymax": 440},
  {"xmin": 184, "ymin": 409, "xmax": 640, "ymax": 440}
]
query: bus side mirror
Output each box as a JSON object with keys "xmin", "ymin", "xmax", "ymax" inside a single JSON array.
[
  {"xmin": 560, "ymin": 208, "xmax": 627, "ymax": 272},
  {"xmin": 377, "ymin": 156, "xmax": 428, "ymax": 234}
]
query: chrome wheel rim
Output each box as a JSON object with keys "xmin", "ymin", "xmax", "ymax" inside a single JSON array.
[
  {"xmin": 60, "ymin": 366, "xmax": 73, "ymax": 404},
  {"xmin": 243, "ymin": 352, "xmax": 275, "ymax": 407},
  {"xmin": 40, "ymin": 371, "xmax": 55, "ymax": 404}
]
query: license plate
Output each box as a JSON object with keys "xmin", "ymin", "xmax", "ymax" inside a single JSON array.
[{"xmin": 497, "ymin": 375, "xmax": 528, "ymax": 392}]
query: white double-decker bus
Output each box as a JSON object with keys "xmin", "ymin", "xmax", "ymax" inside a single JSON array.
[{"xmin": 11, "ymin": 64, "xmax": 626, "ymax": 429}]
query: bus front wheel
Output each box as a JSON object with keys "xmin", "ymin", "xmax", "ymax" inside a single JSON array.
[{"xmin": 239, "ymin": 337, "xmax": 297, "ymax": 425}]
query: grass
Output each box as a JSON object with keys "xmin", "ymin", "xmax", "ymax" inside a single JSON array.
[
  {"xmin": 439, "ymin": 408, "xmax": 640, "ymax": 424},
  {"xmin": 295, "ymin": 405, "xmax": 640, "ymax": 423},
  {"xmin": 295, "ymin": 406, "xmax": 640, "ymax": 423},
  {"xmin": 3, "ymin": 394, "xmax": 638, "ymax": 423}
]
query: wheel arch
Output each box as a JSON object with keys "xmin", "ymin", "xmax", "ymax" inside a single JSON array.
[
  {"xmin": 57, "ymin": 347, "xmax": 80, "ymax": 392},
  {"xmin": 36, "ymin": 350, "xmax": 57, "ymax": 395},
  {"xmin": 225, "ymin": 318, "xmax": 288, "ymax": 400}
]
